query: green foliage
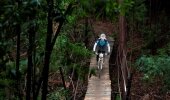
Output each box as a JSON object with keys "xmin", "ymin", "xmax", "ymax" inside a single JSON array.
[
  {"xmin": 50, "ymin": 34, "xmax": 92, "ymax": 71},
  {"xmin": 89, "ymin": 67, "xmax": 97, "ymax": 76},
  {"xmin": 105, "ymin": 1, "xmax": 119, "ymax": 20},
  {"xmin": 133, "ymin": 0, "xmax": 147, "ymax": 22},
  {"xmin": 127, "ymin": 0, "xmax": 147, "ymax": 22},
  {"xmin": 0, "ymin": 0, "xmax": 46, "ymax": 98},
  {"xmin": 0, "ymin": 79, "xmax": 14, "ymax": 87},
  {"xmin": 141, "ymin": 24, "xmax": 160, "ymax": 45},
  {"xmin": 119, "ymin": 0, "xmax": 134, "ymax": 16},
  {"xmin": 69, "ymin": 43, "xmax": 91, "ymax": 59},
  {"xmin": 140, "ymin": 23, "xmax": 170, "ymax": 53},
  {"xmin": 115, "ymin": 94, "xmax": 121, "ymax": 100},
  {"xmin": 67, "ymin": 15, "xmax": 77, "ymax": 24},
  {"xmin": 66, "ymin": 0, "xmax": 95, "ymax": 21},
  {"xmin": 47, "ymin": 87, "xmax": 70, "ymax": 100},
  {"xmin": 19, "ymin": 59, "xmax": 28, "ymax": 74},
  {"xmin": 136, "ymin": 55, "xmax": 170, "ymax": 91},
  {"xmin": 50, "ymin": 35, "xmax": 68, "ymax": 71},
  {"xmin": 92, "ymin": 0, "xmax": 137, "ymax": 20},
  {"xmin": 98, "ymin": 0, "xmax": 135, "ymax": 18},
  {"xmin": 77, "ymin": 0, "xmax": 95, "ymax": 16},
  {"xmin": 125, "ymin": 0, "xmax": 147, "ymax": 39},
  {"xmin": 157, "ymin": 43, "xmax": 170, "ymax": 55},
  {"xmin": 0, "ymin": 69, "xmax": 15, "ymax": 99}
]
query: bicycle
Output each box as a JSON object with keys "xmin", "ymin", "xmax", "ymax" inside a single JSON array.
[{"xmin": 96, "ymin": 52, "xmax": 105, "ymax": 78}]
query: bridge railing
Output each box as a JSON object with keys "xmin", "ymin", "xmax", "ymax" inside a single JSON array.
[{"xmin": 116, "ymin": 45, "xmax": 132, "ymax": 100}]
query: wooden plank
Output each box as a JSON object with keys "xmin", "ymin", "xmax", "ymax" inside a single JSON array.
[{"xmin": 84, "ymin": 38, "xmax": 114, "ymax": 100}]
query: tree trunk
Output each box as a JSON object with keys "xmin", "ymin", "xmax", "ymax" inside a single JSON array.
[
  {"xmin": 16, "ymin": 1, "xmax": 22, "ymax": 99},
  {"xmin": 16, "ymin": 24, "xmax": 22, "ymax": 100},
  {"xmin": 26, "ymin": 7, "xmax": 36, "ymax": 99},
  {"xmin": 26, "ymin": 22, "xmax": 36, "ymax": 100},
  {"xmin": 41, "ymin": 0, "xmax": 53, "ymax": 99},
  {"xmin": 118, "ymin": 0, "xmax": 127, "ymax": 99},
  {"xmin": 32, "ymin": 29, "xmax": 36, "ymax": 100},
  {"xmin": 59, "ymin": 67, "xmax": 66, "ymax": 89},
  {"xmin": 26, "ymin": 27, "xmax": 33, "ymax": 100}
]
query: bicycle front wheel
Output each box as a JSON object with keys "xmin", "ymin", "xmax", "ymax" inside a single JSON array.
[{"xmin": 98, "ymin": 60, "xmax": 103, "ymax": 78}]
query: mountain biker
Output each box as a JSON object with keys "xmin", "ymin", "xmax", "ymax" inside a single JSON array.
[{"xmin": 93, "ymin": 33, "xmax": 110, "ymax": 63}]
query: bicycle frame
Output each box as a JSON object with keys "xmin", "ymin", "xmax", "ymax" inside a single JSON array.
[
  {"xmin": 97, "ymin": 53, "xmax": 104, "ymax": 78},
  {"xmin": 98, "ymin": 53, "xmax": 104, "ymax": 70}
]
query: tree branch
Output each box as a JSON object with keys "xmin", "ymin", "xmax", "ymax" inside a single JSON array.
[{"xmin": 50, "ymin": 3, "xmax": 74, "ymax": 50}]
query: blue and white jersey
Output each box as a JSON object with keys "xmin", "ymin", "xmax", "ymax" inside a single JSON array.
[{"xmin": 93, "ymin": 38, "xmax": 110, "ymax": 53}]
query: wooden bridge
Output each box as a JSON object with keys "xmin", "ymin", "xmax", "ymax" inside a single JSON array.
[{"xmin": 84, "ymin": 37, "xmax": 114, "ymax": 100}]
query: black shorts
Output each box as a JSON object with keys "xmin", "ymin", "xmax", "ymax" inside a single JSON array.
[{"xmin": 97, "ymin": 50, "xmax": 105, "ymax": 53}]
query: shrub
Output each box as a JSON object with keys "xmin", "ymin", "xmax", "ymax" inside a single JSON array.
[{"xmin": 136, "ymin": 55, "xmax": 170, "ymax": 91}]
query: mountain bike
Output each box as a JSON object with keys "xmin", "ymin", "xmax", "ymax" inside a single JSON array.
[{"xmin": 96, "ymin": 52, "xmax": 104, "ymax": 78}]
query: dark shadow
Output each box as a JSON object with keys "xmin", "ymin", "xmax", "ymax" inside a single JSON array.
[{"xmin": 109, "ymin": 41, "xmax": 118, "ymax": 100}]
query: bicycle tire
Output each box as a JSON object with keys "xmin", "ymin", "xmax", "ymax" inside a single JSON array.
[{"xmin": 98, "ymin": 59, "xmax": 102, "ymax": 78}]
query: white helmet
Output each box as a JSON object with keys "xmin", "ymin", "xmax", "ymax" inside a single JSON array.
[{"xmin": 100, "ymin": 33, "xmax": 106, "ymax": 39}]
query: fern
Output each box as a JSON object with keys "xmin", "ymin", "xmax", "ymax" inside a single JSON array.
[{"xmin": 136, "ymin": 55, "xmax": 170, "ymax": 90}]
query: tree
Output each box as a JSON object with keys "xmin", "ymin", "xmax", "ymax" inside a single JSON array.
[
  {"xmin": 41, "ymin": 0, "xmax": 74, "ymax": 99},
  {"xmin": 117, "ymin": 0, "xmax": 130, "ymax": 99}
]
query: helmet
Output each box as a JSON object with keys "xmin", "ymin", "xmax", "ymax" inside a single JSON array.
[{"xmin": 100, "ymin": 33, "xmax": 106, "ymax": 39}]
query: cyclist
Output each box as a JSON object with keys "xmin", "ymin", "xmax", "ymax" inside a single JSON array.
[{"xmin": 93, "ymin": 33, "xmax": 110, "ymax": 66}]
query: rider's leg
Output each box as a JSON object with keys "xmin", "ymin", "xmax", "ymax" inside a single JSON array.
[
  {"xmin": 96, "ymin": 54, "xmax": 99, "ymax": 62},
  {"xmin": 97, "ymin": 50, "xmax": 100, "ymax": 69},
  {"xmin": 103, "ymin": 51, "xmax": 106, "ymax": 65},
  {"xmin": 96, "ymin": 50, "xmax": 101, "ymax": 62}
]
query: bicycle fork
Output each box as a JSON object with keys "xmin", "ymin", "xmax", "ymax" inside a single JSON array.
[{"xmin": 98, "ymin": 58, "xmax": 103, "ymax": 79}]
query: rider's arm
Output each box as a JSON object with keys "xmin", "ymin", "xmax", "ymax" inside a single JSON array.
[
  {"xmin": 93, "ymin": 40, "xmax": 99, "ymax": 52},
  {"xmin": 93, "ymin": 41, "xmax": 98, "ymax": 52}
]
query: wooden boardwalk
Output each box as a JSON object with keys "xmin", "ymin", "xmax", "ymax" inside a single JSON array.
[{"xmin": 84, "ymin": 37, "xmax": 114, "ymax": 100}]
